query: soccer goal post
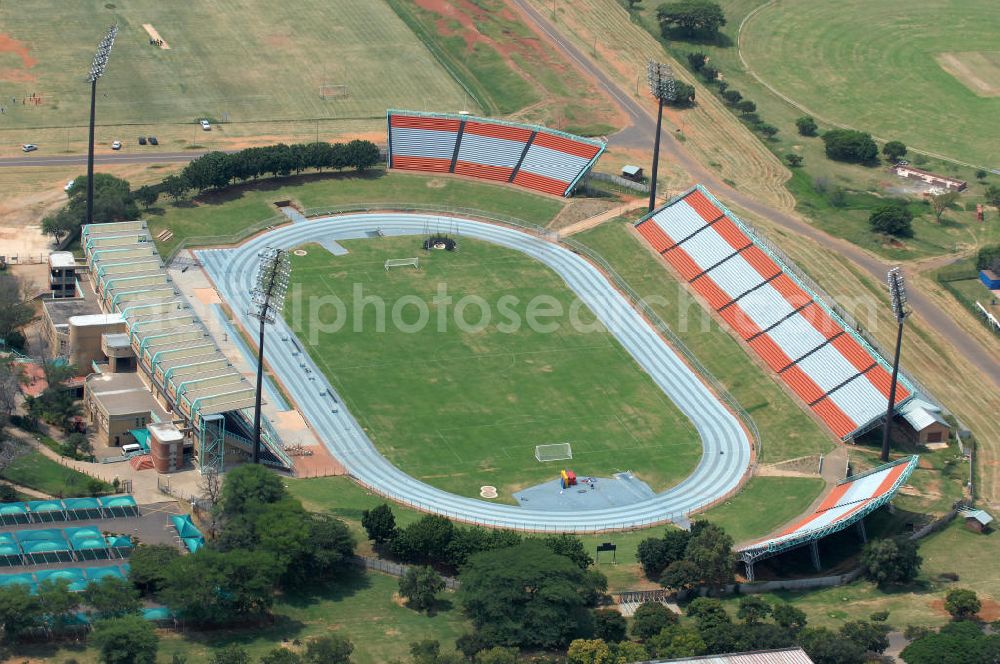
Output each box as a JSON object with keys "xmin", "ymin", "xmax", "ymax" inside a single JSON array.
[
  {"xmin": 319, "ymin": 84, "xmax": 349, "ymax": 99},
  {"xmin": 385, "ymin": 257, "xmax": 419, "ymax": 271},
  {"xmin": 535, "ymin": 443, "xmax": 573, "ymax": 462}
]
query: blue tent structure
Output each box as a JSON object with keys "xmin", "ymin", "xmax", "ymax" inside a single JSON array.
[
  {"xmin": 25, "ymin": 500, "xmax": 65, "ymax": 523},
  {"xmin": 16, "ymin": 529, "xmax": 72, "ymax": 564},
  {"xmin": 170, "ymin": 514, "xmax": 205, "ymax": 553},
  {"xmin": 0, "ymin": 572, "xmax": 34, "ymax": 589},
  {"xmin": 62, "ymin": 497, "xmax": 103, "ymax": 520},
  {"xmin": 36, "ymin": 568, "xmax": 88, "ymax": 593},
  {"xmin": 99, "ymin": 495, "xmax": 139, "ymax": 518},
  {"xmin": 0, "ymin": 502, "xmax": 29, "ymax": 526},
  {"xmin": 65, "ymin": 526, "xmax": 111, "ymax": 561},
  {"xmin": 0, "ymin": 533, "xmax": 22, "ymax": 567},
  {"xmin": 85, "ymin": 565, "xmax": 126, "ymax": 583}
]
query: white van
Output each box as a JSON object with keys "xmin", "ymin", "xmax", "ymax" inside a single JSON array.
[{"xmin": 121, "ymin": 443, "xmax": 142, "ymax": 455}]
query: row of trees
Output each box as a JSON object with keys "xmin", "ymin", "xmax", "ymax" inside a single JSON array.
[
  {"xmin": 635, "ymin": 521, "xmax": 735, "ymax": 591},
  {"xmin": 685, "ymin": 52, "xmax": 778, "ymax": 140}
]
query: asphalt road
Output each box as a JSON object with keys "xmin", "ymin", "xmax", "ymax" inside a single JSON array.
[
  {"xmin": 511, "ymin": 0, "xmax": 1000, "ymax": 390},
  {"xmin": 201, "ymin": 213, "xmax": 753, "ymax": 531},
  {"xmin": 0, "ymin": 150, "xmax": 211, "ymax": 168}
]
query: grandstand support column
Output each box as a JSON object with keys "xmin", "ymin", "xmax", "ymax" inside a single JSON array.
[
  {"xmin": 856, "ymin": 518, "xmax": 867, "ymax": 544},
  {"xmin": 810, "ymin": 540, "xmax": 822, "ymax": 572},
  {"xmin": 744, "ymin": 560, "xmax": 755, "ymax": 582}
]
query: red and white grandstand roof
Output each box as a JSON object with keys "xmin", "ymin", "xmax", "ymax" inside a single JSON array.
[
  {"xmin": 386, "ymin": 110, "xmax": 605, "ymax": 197},
  {"xmin": 738, "ymin": 455, "xmax": 918, "ymax": 561},
  {"xmin": 635, "ymin": 186, "xmax": 912, "ymax": 440}
]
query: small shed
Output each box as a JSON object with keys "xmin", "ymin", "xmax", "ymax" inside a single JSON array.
[
  {"xmin": 960, "ymin": 509, "xmax": 993, "ymax": 533},
  {"xmin": 980, "ymin": 270, "xmax": 1000, "ymax": 290},
  {"xmin": 898, "ymin": 398, "xmax": 951, "ymax": 446},
  {"xmin": 621, "ymin": 164, "xmax": 644, "ymax": 181}
]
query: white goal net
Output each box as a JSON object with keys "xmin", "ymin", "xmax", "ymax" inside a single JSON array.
[
  {"xmin": 385, "ymin": 257, "xmax": 419, "ymax": 271},
  {"xmin": 535, "ymin": 443, "xmax": 573, "ymax": 462}
]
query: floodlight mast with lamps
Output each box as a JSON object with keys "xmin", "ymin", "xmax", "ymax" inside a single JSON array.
[
  {"xmin": 647, "ymin": 60, "xmax": 676, "ymax": 212},
  {"xmin": 248, "ymin": 248, "xmax": 292, "ymax": 464},
  {"xmin": 881, "ymin": 267, "xmax": 908, "ymax": 462},
  {"xmin": 86, "ymin": 25, "xmax": 118, "ymax": 233}
]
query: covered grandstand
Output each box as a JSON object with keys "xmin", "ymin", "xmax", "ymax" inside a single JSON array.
[
  {"xmin": 386, "ymin": 110, "xmax": 605, "ymax": 197},
  {"xmin": 635, "ymin": 186, "xmax": 916, "ymax": 440},
  {"xmin": 81, "ymin": 222, "xmax": 291, "ymax": 473},
  {"xmin": 737, "ymin": 456, "xmax": 918, "ymax": 579}
]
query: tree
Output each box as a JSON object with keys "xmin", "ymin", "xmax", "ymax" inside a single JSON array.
[
  {"xmin": 686, "ymin": 52, "xmax": 708, "ymax": 71},
  {"xmin": 361, "ymin": 503, "xmax": 397, "ymax": 546},
  {"xmin": 987, "ymin": 184, "xmax": 1000, "ymax": 208},
  {"xmin": 613, "ymin": 641, "xmax": 649, "ymax": 662},
  {"xmin": 899, "ymin": 620, "xmax": 990, "ymax": 664},
  {"xmin": 684, "ymin": 522, "xmax": 734, "ymax": 589},
  {"xmin": 128, "ymin": 544, "xmax": 181, "ymax": 595},
  {"xmin": 474, "ymin": 646, "xmax": 519, "ymax": 664},
  {"xmin": 304, "ymin": 635, "xmax": 354, "ymax": 664},
  {"xmin": 757, "ymin": 123, "xmax": 779, "ymax": 138},
  {"xmin": 160, "ymin": 548, "xmax": 279, "ymax": 625},
  {"xmin": 656, "ymin": 1, "xmax": 726, "ymax": 38},
  {"xmin": 161, "ymin": 174, "xmax": 191, "ymax": 201},
  {"xmin": 35, "ymin": 578, "xmax": 79, "ymax": 633},
  {"xmin": 796, "ymin": 116, "xmax": 818, "ymax": 136},
  {"xmin": 182, "ymin": 151, "xmax": 234, "ymax": 191},
  {"xmin": 83, "ymin": 576, "xmax": 141, "ymax": 618},
  {"xmin": 391, "ymin": 514, "xmax": 455, "ymax": 564},
  {"xmin": 343, "ymin": 140, "xmax": 381, "ymax": 172},
  {"xmin": 0, "ymin": 583, "xmax": 41, "ymax": 642},
  {"xmin": 736, "ymin": 596, "xmax": 772, "ymax": 625},
  {"xmin": 637, "ymin": 529, "xmax": 690, "ymax": 580},
  {"xmin": 261, "ymin": 649, "xmax": 303, "ymax": 664},
  {"xmin": 882, "ymin": 140, "xmax": 908, "ymax": 163},
  {"xmin": 650, "ymin": 624, "xmax": 707, "ymax": 659},
  {"xmin": 133, "ymin": 185, "xmax": 158, "ymax": 209},
  {"xmin": 928, "ymin": 190, "xmax": 960, "ymax": 224},
  {"xmin": 785, "ymin": 153, "xmax": 803, "ymax": 167},
  {"xmin": 90, "ymin": 615, "xmax": 159, "ymax": 664},
  {"xmin": 700, "ymin": 66, "xmax": 718, "ymax": 82},
  {"xmin": 736, "ymin": 99, "xmax": 756, "ymax": 116},
  {"xmin": 631, "ymin": 602, "xmax": 678, "ymax": 641},
  {"xmin": 220, "ymin": 463, "xmax": 287, "ymax": 518},
  {"xmin": 0, "ymin": 357, "xmax": 24, "ymax": 423},
  {"xmin": 861, "ymin": 537, "xmax": 922, "ymax": 586},
  {"xmin": 566, "ymin": 638, "xmax": 613, "ymax": 664},
  {"xmin": 543, "ymin": 534, "xmax": 593, "ymax": 570},
  {"xmin": 797, "ymin": 627, "xmax": 866, "ymax": 664},
  {"xmin": 659, "ymin": 559, "xmax": 700, "ymax": 592},
  {"xmin": 593, "ymin": 609, "xmax": 627, "ymax": 643},
  {"xmin": 821, "ymin": 129, "xmax": 879, "ymax": 164},
  {"xmin": 868, "ymin": 204, "xmax": 914, "ymax": 238},
  {"xmin": 41, "ymin": 173, "xmax": 139, "ymax": 241},
  {"xmin": 0, "ymin": 272, "xmax": 35, "ymax": 350},
  {"xmin": 772, "ymin": 603, "xmax": 807, "ymax": 633},
  {"xmin": 399, "ymin": 566, "xmax": 445, "ymax": 613},
  {"xmin": 458, "ymin": 541, "xmax": 593, "ymax": 649},
  {"xmin": 944, "ymin": 588, "xmax": 981, "ymax": 620},
  {"xmin": 211, "ymin": 645, "xmax": 251, "ymax": 664},
  {"xmin": 665, "ymin": 81, "xmax": 696, "ymax": 108},
  {"xmin": 445, "ymin": 526, "xmax": 521, "ymax": 569},
  {"xmin": 839, "ymin": 620, "xmax": 889, "ymax": 654},
  {"xmin": 976, "ymin": 169, "xmax": 988, "ymax": 180},
  {"xmin": 721, "ymin": 89, "xmax": 742, "ymax": 105}
]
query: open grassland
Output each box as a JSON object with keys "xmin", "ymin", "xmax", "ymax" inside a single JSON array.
[
  {"xmin": 285, "ymin": 237, "xmax": 702, "ymax": 500},
  {"xmin": 148, "ymin": 170, "xmax": 565, "ymax": 256},
  {"xmin": 384, "ymin": 0, "xmax": 619, "ymax": 134},
  {"xmin": 729, "ymin": 203, "xmax": 1000, "ymax": 505},
  {"xmin": 0, "ymin": 450, "xmax": 112, "ymax": 497},
  {"xmin": 11, "ymin": 571, "xmax": 469, "ymax": 664},
  {"xmin": 0, "ymin": 0, "xmax": 466, "ymax": 136},
  {"xmin": 718, "ymin": 518, "xmax": 1000, "ymax": 629},
  {"xmin": 741, "ymin": 0, "xmax": 1000, "ymax": 167},
  {"xmin": 573, "ymin": 219, "xmax": 833, "ymax": 464}
]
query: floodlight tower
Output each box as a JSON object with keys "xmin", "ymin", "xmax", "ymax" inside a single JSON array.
[
  {"xmin": 249, "ymin": 248, "xmax": 292, "ymax": 464},
  {"xmin": 86, "ymin": 25, "xmax": 118, "ymax": 230},
  {"xmin": 646, "ymin": 60, "xmax": 676, "ymax": 212},
  {"xmin": 880, "ymin": 267, "xmax": 908, "ymax": 462}
]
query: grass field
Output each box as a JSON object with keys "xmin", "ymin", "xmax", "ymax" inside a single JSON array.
[
  {"xmin": 285, "ymin": 236, "xmax": 703, "ymax": 500},
  {"xmin": 148, "ymin": 170, "xmax": 565, "ymax": 256},
  {"xmin": 0, "ymin": 0, "xmax": 467, "ymax": 132},
  {"xmin": 573, "ymin": 219, "xmax": 833, "ymax": 464},
  {"xmin": 741, "ymin": 0, "xmax": 1000, "ymax": 167},
  {"xmin": 0, "ymin": 450, "xmax": 112, "ymax": 497},
  {"xmin": 11, "ymin": 571, "xmax": 468, "ymax": 664}
]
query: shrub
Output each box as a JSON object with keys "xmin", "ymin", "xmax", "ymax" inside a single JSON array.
[
  {"xmin": 821, "ymin": 129, "xmax": 879, "ymax": 163},
  {"xmin": 795, "ymin": 116, "xmax": 818, "ymax": 136}
]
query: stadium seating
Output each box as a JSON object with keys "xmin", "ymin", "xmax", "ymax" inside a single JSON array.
[
  {"xmin": 634, "ymin": 186, "xmax": 911, "ymax": 439},
  {"xmin": 387, "ymin": 110, "xmax": 604, "ymax": 197}
]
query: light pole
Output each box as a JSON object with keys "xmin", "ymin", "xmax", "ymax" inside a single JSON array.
[
  {"xmin": 86, "ymin": 25, "xmax": 118, "ymax": 231},
  {"xmin": 881, "ymin": 267, "xmax": 908, "ymax": 462},
  {"xmin": 646, "ymin": 61, "xmax": 676, "ymax": 212},
  {"xmin": 248, "ymin": 248, "xmax": 292, "ymax": 464}
]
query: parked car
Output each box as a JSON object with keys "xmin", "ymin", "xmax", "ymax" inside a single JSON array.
[
  {"xmin": 111, "ymin": 140, "xmax": 122, "ymax": 150},
  {"xmin": 148, "ymin": 136, "xmax": 158, "ymax": 145},
  {"xmin": 138, "ymin": 136, "xmax": 147, "ymax": 145},
  {"xmin": 200, "ymin": 119, "xmax": 211, "ymax": 131},
  {"xmin": 64, "ymin": 179, "xmax": 75, "ymax": 192},
  {"xmin": 21, "ymin": 144, "xmax": 38, "ymax": 152}
]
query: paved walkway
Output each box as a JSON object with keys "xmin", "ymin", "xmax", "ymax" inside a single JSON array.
[{"xmin": 557, "ymin": 201, "xmax": 647, "ymax": 237}]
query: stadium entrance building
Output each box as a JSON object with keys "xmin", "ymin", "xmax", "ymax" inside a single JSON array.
[{"xmin": 80, "ymin": 221, "xmax": 290, "ymax": 473}]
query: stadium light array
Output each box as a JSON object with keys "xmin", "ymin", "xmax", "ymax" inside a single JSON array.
[
  {"xmin": 881, "ymin": 267, "xmax": 909, "ymax": 462},
  {"xmin": 249, "ymin": 248, "xmax": 292, "ymax": 463},
  {"xmin": 85, "ymin": 25, "xmax": 119, "ymax": 232},
  {"xmin": 646, "ymin": 60, "xmax": 676, "ymax": 213}
]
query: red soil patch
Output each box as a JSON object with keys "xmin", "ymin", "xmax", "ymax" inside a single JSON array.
[
  {"xmin": 929, "ymin": 597, "xmax": 1000, "ymax": 622},
  {"xmin": 0, "ymin": 34, "xmax": 37, "ymax": 82}
]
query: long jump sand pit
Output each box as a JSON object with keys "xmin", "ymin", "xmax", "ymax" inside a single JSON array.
[
  {"xmin": 936, "ymin": 52, "xmax": 1000, "ymax": 96},
  {"xmin": 142, "ymin": 24, "xmax": 170, "ymax": 49}
]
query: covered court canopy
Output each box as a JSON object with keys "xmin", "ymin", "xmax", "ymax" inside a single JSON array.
[
  {"xmin": 737, "ymin": 455, "xmax": 918, "ymax": 577},
  {"xmin": 0, "ymin": 564, "xmax": 130, "ymax": 595},
  {"xmin": 0, "ymin": 502, "xmax": 29, "ymax": 526},
  {"xmin": 0, "ymin": 495, "xmax": 139, "ymax": 525}
]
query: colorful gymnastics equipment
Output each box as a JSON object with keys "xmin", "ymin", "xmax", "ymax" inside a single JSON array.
[{"xmin": 560, "ymin": 469, "xmax": 578, "ymax": 489}]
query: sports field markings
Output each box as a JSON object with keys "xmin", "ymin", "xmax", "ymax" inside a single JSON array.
[{"xmin": 142, "ymin": 24, "xmax": 170, "ymax": 49}]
